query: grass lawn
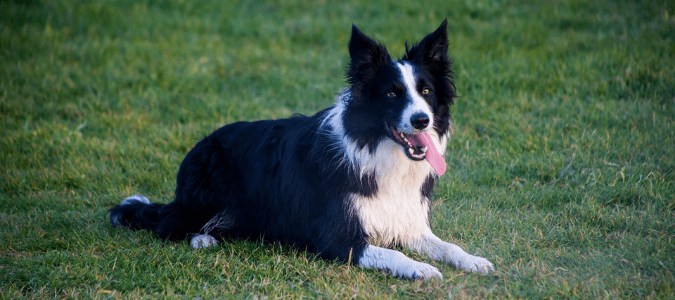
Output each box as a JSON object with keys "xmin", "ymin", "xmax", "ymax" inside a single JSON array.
[{"xmin": 1, "ymin": 0, "xmax": 674, "ymax": 298}]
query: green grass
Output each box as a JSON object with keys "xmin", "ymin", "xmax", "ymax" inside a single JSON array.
[{"xmin": 1, "ymin": 0, "xmax": 674, "ymax": 298}]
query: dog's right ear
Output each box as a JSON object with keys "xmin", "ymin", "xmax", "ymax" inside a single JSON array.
[{"xmin": 347, "ymin": 25, "xmax": 390, "ymax": 84}]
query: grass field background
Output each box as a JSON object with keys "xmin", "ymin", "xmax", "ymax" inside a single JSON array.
[{"xmin": 1, "ymin": 0, "xmax": 674, "ymax": 298}]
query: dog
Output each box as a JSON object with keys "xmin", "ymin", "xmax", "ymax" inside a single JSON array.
[{"xmin": 109, "ymin": 20, "xmax": 494, "ymax": 279}]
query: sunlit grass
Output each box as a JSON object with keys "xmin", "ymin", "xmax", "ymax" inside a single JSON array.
[{"xmin": 1, "ymin": 0, "xmax": 673, "ymax": 298}]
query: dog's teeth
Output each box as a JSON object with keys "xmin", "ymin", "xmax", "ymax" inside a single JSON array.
[
  {"xmin": 408, "ymin": 148, "xmax": 415, "ymax": 155},
  {"xmin": 421, "ymin": 146, "xmax": 428, "ymax": 153}
]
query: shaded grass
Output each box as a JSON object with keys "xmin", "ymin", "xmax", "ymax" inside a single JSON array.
[{"xmin": 1, "ymin": 0, "xmax": 674, "ymax": 298}]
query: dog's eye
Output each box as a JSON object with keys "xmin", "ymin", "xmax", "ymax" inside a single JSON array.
[
  {"xmin": 386, "ymin": 91, "xmax": 396, "ymax": 98},
  {"xmin": 421, "ymin": 88, "xmax": 430, "ymax": 95}
]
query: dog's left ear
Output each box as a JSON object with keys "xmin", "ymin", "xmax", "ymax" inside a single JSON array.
[
  {"xmin": 404, "ymin": 19, "xmax": 449, "ymax": 65},
  {"xmin": 405, "ymin": 20, "xmax": 455, "ymax": 107}
]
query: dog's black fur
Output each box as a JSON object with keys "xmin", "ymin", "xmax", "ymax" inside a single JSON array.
[{"xmin": 112, "ymin": 114, "xmax": 372, "ymax": 261}]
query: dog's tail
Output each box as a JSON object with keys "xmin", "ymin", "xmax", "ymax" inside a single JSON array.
[{"xmin": 109, "ymin": 195, "xmax": 196, "ymax": 240}]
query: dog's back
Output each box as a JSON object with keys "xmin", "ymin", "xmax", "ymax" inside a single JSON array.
[{"xmin": 110, "ymin": 111, "xmax": 370, "ymax": 260}]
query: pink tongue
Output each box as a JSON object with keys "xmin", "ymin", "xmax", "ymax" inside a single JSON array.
[{"xmin": 408, "ymin": 132, "xmax": 447, "ymax": 176}]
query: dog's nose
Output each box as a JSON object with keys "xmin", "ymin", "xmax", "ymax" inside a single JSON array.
[{"xmin": 410, "ymin": 112, "xmax": 430, "ymax": 130}]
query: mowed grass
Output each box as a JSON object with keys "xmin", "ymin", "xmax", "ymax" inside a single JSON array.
[{"xmin": 1, "ymin": 0, "xmax": 673, "ymax": 298}]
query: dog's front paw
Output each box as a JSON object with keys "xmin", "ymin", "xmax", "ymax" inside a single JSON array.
[
  {"xmin": 452, "ymin": 254, "xmax": 494, "ymax": 274},
  {"xmin": 395, "ymin": 261, "xmax": 443, "ymax": 280},
  {"xmin": 190, "ymin": 234, "xmax": 219, "ymax": 249},
  {"xmin": 359, "ymin": 246, "xmax": 443, "ymax": 280}
]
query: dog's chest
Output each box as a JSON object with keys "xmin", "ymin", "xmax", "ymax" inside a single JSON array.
[
  {"xmin": 351, "ymin": 144, "xmax": 434, "ymax": 247},
  {"xmin": 353, "ymin": 189, "xmax": 431, "ymax": 247}
]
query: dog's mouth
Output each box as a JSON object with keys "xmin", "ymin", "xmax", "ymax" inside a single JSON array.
[
  {"xmin": 390, "ymin": 126, "xmax": 428, "ymax": 161},
  {"xmin": 389, "ymin": 125, "xmax": 447, "ymax": 176}
]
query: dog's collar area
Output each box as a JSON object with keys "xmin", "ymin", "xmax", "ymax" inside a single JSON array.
[{"xmin": 389, "ymin": 126, "xmax": 428, "ymax": 161}]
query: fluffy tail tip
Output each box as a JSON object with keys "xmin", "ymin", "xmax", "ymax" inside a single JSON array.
[
  {"xmin": 110, "ymin": 194, "xmax": 151, "ymax": 227},
  {"xmin": 120, "ymin": 194, "xmax": 150, "ymax": 206}
]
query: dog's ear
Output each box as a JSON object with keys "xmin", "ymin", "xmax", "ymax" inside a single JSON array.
[
  {"xmin": 405, "ymin": 20, "xmax": 455, "ymax": 106},
  {"xmin": 347, "ymin": 25, "xmax": 391, "ymax": 84},
  {"xmin": 404, "ymin": 20, "xmax": 449, "ymax": 66}
]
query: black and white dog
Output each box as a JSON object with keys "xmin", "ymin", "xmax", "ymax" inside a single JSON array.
[{"xmin": 109, "ymin": 20, "xmax": 494, "ymax": 279}]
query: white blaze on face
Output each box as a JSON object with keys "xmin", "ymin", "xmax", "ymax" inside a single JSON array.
[{"xmin": 396, "ymin": 62, "xmax": 433, "ymax": 133}]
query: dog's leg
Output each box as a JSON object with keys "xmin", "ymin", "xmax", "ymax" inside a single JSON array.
[
  {"xmin": 190, "ymin": 234, "xmax": 219, "ymax": 249},
  {"xmin": 357, "ymin": 245, "xmax": 443, "ymax": 280},
  {"xmin": 189, "ymin": 210, "xmax": 233, "ymax": 249},
  {"xmin": 410, "ymin": 234, "xmax": 494, "ymax": 274}
]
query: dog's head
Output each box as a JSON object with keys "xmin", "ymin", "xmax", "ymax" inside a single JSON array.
[{"xmin": 342, "ymin": 20, "xmax": 455, "ymax": 175}]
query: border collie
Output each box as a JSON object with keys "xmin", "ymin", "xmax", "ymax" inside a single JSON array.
[{"xmin": 109, "ymin": 20, "xmax": 494, "ymax": 279}]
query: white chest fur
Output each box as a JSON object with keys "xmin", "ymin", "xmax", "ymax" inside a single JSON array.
[{"xmin": 351, "ymin": 138, "xmax": 441, "ymax": 247}]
